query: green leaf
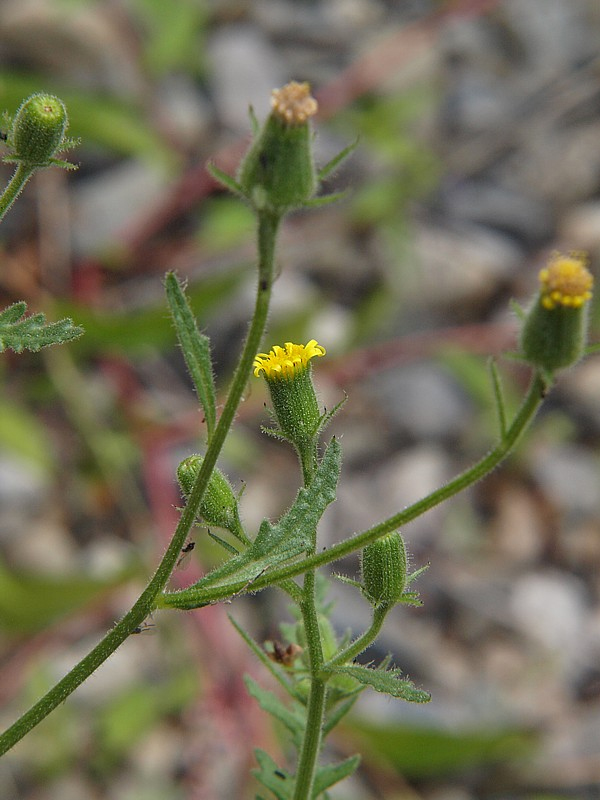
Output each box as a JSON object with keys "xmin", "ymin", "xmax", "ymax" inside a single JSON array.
[
  {"xmin": 0, "ymin": 302, "xmax": 83, "ymax": 353},
  {"xmin": 331, "ymin": 664, "xmax": 430, "ymax": 703},
  {"xmin": 165, "ymin": 272, "xmax": 217, "ymax": 439},
  {"xmin": 162, "ymin": 437, "xmax": 342, "ymax": 607},
  {"xmin": 313, "ymin": 754, "xmax": 361, "ymax": 796},
  {"xmin": 229, "ymin": 615, "xmax": 300, "ymax": 701},
  {"xmin": 252, "ymin": 749, "xmax": 293, "ymax": 800},
  {"xmin": 244, "ymin": 676, "xmax": 304, "ymax": 747}
]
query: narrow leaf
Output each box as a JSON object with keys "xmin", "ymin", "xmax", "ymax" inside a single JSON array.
[
  {"xmin": 228, "ymin": 615, "xmax": 299, "ymax": 700},
  {"xmin": 318, "ymin": 139, "xmax": 359, "ymax": 180},
  {"xmin": 244, "ymin": 676, "xmax": 304, "ymax": 746},
  {"xmin": 165, "ymin": 272, "xmax": 216, "ymax": 439},
  {"xmin": 313, "ymin": 755, "xmax": 361, "ymax": 796},
  {"xmin": 252, "ymin": 749, "xmax": 293, "ymax": 800},
  {"xmin": 332, "ymin": 665, "xmax": 430, "ymax": 703},
  {"xmin": 207, "ymin": 161, "xmax": 245, "ymax": 197}
]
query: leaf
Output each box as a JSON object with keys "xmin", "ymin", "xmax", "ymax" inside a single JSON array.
[
  {"xmin": 332, "ymin": 664, "xmax": 430, "ymax": 704},
  {"xmin": 168, "ymin": 437, "xmax": 342, "ymax": 602},
  {"xmin": 252, "ymin": 749, "xmax": 293, "ymax": 800},
  {"xmin": 0, "ymin": 302, "xmax": 83, "ymax": 353},
  {"xmin": 313, "ymin": 755, "xmax": 361, "ymax": 796},
  {"xmin": 165, "ymin": 272, "xmax": 216, "ymax": 439},
  {"xmin": 244, "ymin": 676, "xmax": 304, "ymax": 747}
]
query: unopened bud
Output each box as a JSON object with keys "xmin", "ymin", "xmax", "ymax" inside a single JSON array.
[
  {"xmin": 361, "ymin": 532, "xmax": 408, "ymax": 607},
  {"xmin": 520, "ymin": 252, "xmax": 593, "ymax": 373},
  {"xmin": 237, "ymin": 81, "xmax": 318, "ymax": 213},
  {"xmin": 9, "ymin": 93, "xmax": 68, "ymax": 167},
  {"xmin": 177, "ymin": 455, "xmax": 243, "ymax": 539}
]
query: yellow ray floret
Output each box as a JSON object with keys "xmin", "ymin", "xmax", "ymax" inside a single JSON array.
[
  {"xmin": 539, "ymin": 251, "xmax": 593, "ymax": 310},
  {"xmin": 271, "ymin": 82, "xmax": 318, "ymax": 125},
  {"xmin": 254, "ymin": 339, "xmax": 326, "ymax": 380}
]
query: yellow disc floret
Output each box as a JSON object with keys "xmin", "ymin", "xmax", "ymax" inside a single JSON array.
[
  {"xmin": 253, "ymin": 339, "xmax": 326, "ymax": 380},
  {"xmin": 539, "ymin": 252, "xmax": 593, "ymax": 310},
  {"xmin": 270, "ymin": 82, "xmax": 318, "ymax": 126}
]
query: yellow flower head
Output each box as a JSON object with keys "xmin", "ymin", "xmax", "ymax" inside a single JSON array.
[
  {"xmin": 539, "ymin": 251, "xmax": 593, "ymax": 310},
  {"xmin": 253, "ymin": 339, "xmax": 326, "ymax": 380},
  {"xmin": 270, "ymin": 82, "xmax": 318, "ymax": 126}
]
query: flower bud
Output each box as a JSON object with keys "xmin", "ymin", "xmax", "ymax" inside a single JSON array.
[
  {"xmin": 9, "ymin": 93, "xmax": 68, "ymax": 167},
  {"xmin": 237, "ymin": 81, "xmax": 318, "ymax": 213},
  {"xmin": 520, "ymin": 252, "xmax": 593, "ymax": 373},
  {"xmin": 253, "ymin": 339, "xmax": 325, "ymax": 455},
  {"xmin": 360, "ymin": 532, "xmax": 408, "ymax": 607},
  {"xmin": 177, "ymin": 455, "xmax": 243, "ymax": 539}
]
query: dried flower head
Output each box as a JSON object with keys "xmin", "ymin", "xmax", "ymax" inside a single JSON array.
[{"xmin": 270, "ymin": 82, "xmax": 318, "ymax": 126}]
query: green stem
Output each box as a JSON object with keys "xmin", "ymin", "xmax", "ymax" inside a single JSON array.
[
  {"xmin": 257, "ymin": 370, "xmax": 547, "ymax": 586},
  {"xmin": 0, "ymin": 163, "xmax": 35, "ymax": 223},
  {"xmin": 293, "ymin": 434, "xmax": 326, "ymax": 799},
  {"xmin": 161, "ymin": 370, "xmax": 546, "ymax": 608},
  {"xmin": 0, "ymin": 209, "xmax": 281, "ymax": 757},
  {"xmin": 294, "ymin": 570, "xmax": 326, "ymax": 800},
  {"xmin": 324, "ymin": 604, "xmax": 390, "ymax": 672}
]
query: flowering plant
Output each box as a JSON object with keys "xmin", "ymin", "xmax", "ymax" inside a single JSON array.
[{"xmin": 0, "ymin": 85, "xmax": 595, "ymax": 799}]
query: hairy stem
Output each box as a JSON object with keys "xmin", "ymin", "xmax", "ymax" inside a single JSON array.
[
  {"xmin": 294, "ymin": 569, "xmax": 326, "ymax": 800},
  {"xmin": 324, "ymin": 603, "xmax": 390, "ymax": 672},
  {"xmin": 0, "ymin": 163, "xmax": 35, "ymax": 223},
  {"xmin": 160, "ymin": 370, "xmax": 546, "ymax": 608},
  {"xmin": 0, "ymin": 209, "xmax": 281, "ymax": 756}
]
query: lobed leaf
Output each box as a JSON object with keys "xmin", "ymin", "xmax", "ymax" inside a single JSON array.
[
  {"xmin": 244, "ymin": 676, "xmax": 304, "ymax": 747},
  {"xmin": 313, "ymin": 755, "xmax": 361, "ymax": 796},
  {"xmin": 161, "ymin": 437, "xmax": 341, "ymax": 607},
  {"xmin": 332, "ymin": 664, "xmax": 430, "ymax": 703},
  {"xmin": 252, "ymin": 749, "xmax": 293, "ymax": 800},
  {"xmin": 0, "ymin": 303, "xmax": 83, "ymax": 353}
]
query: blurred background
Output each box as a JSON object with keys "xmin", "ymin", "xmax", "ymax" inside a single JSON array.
[{"xmin": 1, "ymin": 1, "xmax": 600, "ymax": 798}]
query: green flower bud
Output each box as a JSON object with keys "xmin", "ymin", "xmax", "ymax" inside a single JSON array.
[
  {"xmin": 253, "ymin": 339, "xmax": 325, "ymax": 456},
  {"xmin": 520, "ymin": 252, "xmax": 593, "ymax": 373},
  {"xmin": 177, "ymin": 455, "xmax": 243, "ymax": 539},
  {"xmin": 237, "ymin": 81, "xmax": 318, "ymax": 213},
  {"xmin": 361, "ymin": 532, "xmax": 408, "ymax": 607},
  {"xmin": 9, "ymin": 93, "xmax": 68, "ymax": 167}
]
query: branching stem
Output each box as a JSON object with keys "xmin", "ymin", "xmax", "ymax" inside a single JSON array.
[{"xmin": 0, "ymin": 209, "xmax": 281, "ymax": 757}]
